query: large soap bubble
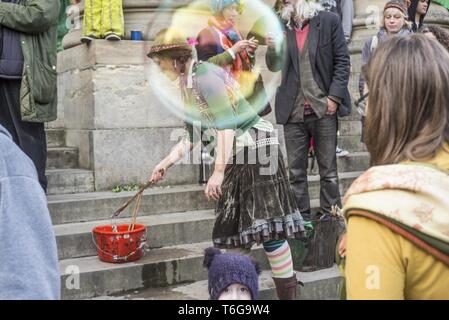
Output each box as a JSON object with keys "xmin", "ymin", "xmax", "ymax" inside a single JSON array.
[{"xmin": 144, "ymin": 0, "xmax": 284, "ymax": 129}]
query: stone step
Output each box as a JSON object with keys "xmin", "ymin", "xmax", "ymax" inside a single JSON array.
[
  {"xmin": 337, "ymin": 136, "xmax": 366, "ymax": 153},
  {"xmin": 338, "ymin": 120, "xmax": 362, "ymax": 137},
  {"xmin": 338, "ymin": 111, "xmax": 362, "ymax": 122},
  {"xmin": 46, "ymin": 129, "xmax": 66, "ymax": 148},
  {"xmin": 55, "ymin": 198, "xmax": 324, "ymax": 261},
  {"xmin": 60, "ymin": 242, "xmax": 269, "ymax": 300},
  {"xmin": 55, "ymin": 182, "xmax": 354, "ymax": 261},
  {"xmin": 310, "ymin": 152, "xmax": 369, "ymax": 176},
  {"xmin": 61, "ymin": 240, "xmax": 342, "ymax": 300},
  {"xmin": 55, "ymin": 171, "xmax": 362, "ymax": 260},
  {"xmin": 92, "ymin": 267, "xmax": 342, "ymax": 300},
  {"xmin": 48, "ymin": 184, "xmax": 213, "ymax": 225},
  {"xmin": 47, "ymin": 169, "xmax": 95, "ymax": 196},
  {"xmin": 48, "ymin": 171, "xmax": 363, "ymax": 226},
  {"xmin": 55, "ymin": 209, "xmax": 216, "ymax": 260},
  {"xmin": 47, "ymin": 147, "xmax": 79, "ymax": 170}
]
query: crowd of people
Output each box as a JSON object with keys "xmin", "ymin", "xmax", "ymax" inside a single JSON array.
[{"xmin": 0, "ymin": 0, "xmax": 449, "ymax": 300}]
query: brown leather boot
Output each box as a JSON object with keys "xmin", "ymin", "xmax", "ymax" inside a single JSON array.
[{"xmin": 272, "ymin": 273, "xmax": 299, "ymax": 300}]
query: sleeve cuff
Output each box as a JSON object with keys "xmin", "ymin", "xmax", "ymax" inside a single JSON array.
[
  {"xmin": 328, "ymin": 95, "xmax": 342, "ymax": 105},
  {"xmin": 227, "ymin": 48, "xmax": 236, "ymax": 60}
]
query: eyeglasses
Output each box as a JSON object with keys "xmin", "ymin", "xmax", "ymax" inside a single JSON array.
[{"xmin": 354, "ymin": 92, "xmax": 369, "ymax": 117}]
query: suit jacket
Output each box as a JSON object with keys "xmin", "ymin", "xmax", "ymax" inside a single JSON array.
[{"xmin": 266, "ymin": 11, "xmax": 351, "ymax": 125}]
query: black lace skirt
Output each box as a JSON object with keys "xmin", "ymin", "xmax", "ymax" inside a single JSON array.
[{"xmin": 212, "ymin": 130, "xmax": 306, "ymax": 249}]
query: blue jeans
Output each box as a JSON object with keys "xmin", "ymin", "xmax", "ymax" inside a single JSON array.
[{"xmin": 284, "ymin": 114, "xmax": 341, "ymax": 218}]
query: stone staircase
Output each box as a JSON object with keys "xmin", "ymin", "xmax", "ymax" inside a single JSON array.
[
  {"xmin": 47, "ymin": 117, "xmax": 368, "ymax": 300},
  {"xmin": 46, "ymin": 129, "xmax": 94, "ymax": 195}
]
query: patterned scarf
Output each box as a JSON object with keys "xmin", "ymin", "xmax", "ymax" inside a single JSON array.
[
  {"xmin": 180, "ymin": 62, "xmax": 239, "ymax": 129},
  {"xmin": 343, "ymin": 157, "xmax": 449, "ymax": 266},
  {"xmin": 208, "ymin": 16, "xmax": 252, "ymax": 80}
]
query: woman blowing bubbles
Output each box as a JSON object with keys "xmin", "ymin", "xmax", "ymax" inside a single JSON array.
[{"xmin": 147, "ymin": 28, "xmax": 308, "ymax": 300}]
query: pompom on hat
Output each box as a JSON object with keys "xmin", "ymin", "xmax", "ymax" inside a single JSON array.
[{"xmin": 203, "ymin": 247, "xmax": 261, "ymax": 300}]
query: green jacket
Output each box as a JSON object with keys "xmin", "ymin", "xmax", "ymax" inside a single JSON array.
[{"xmin": 0, "ymin": 0, "xmax": 60, "ymax": 123}]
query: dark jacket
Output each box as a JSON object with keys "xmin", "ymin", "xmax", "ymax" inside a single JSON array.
[
  {"xmin": 0, "ymin": 0, "xmax": 60, "ymax": 122},
  {"xmin": 266, "ymin": 11, "xmax": 351, "ymax": 124},
  {"xmin": 408, "ymin": 0, "xmax": 432, "ymax": 32},
  {"xmin": 0, "ymin": 0, "xmax": 24, "ymax": 79}
]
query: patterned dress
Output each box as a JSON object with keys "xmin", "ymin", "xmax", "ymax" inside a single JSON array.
[{"xmin": 184, "ymin": 61, "xmax": 307, "ymax": 249}]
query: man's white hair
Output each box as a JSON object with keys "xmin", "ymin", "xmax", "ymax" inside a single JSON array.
[{"xmin": 280, "ymin": 0, "xmax": 324, "ymax": 29}]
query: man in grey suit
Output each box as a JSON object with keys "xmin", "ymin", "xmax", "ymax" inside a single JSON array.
[{"xmin": 266, "ymin": 0, "xmax": 351, "ymax": 220}]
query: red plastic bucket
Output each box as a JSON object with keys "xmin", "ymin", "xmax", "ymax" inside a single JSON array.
[{"xmin": 92, "ymin": 224, "xmax": 147, "ymax": 263}]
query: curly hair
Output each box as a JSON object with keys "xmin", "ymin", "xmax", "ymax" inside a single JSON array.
[{"xmin": 420, "ymin": 25, "xmax": 449, "ymax": 52}]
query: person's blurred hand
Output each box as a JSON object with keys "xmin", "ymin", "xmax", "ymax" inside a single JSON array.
[
  {"xmin": 265, "ymin": 33, "xmax": 277, "ymax": 48},
  {"xmin": 338, "ymin": 233, "xmax": 347, "ymax": 258},
  {"xmin": 231, "ymin": 40, "xmax": 251, "ymax": 54},
  {"xmin": 205, "ymin": 171, "xmax": 224, "ymax": 201},
  {"xmin": 326, "ymin": 98, "xmax": 338, "ymax": 115},
  {"xmin": 247, "ymin": 37, "xmax": 259, "ymax": 53},
  {"xmin": 149, "ymin": 164, "xmax": 167, "ymax": 184}
]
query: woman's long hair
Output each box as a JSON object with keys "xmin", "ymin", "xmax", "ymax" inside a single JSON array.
[{"xmin": 362, "ymin": 34, "xmax": 449, "ymax": 165}]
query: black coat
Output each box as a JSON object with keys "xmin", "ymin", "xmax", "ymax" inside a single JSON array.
[{"xmin": 266, "ymin": 11, "xmax": 351, "ymax": 124}]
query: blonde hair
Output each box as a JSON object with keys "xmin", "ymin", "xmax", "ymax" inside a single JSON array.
[{"xmin": 380, "ymin": 8, "xmax": 412, "ymax": 30}]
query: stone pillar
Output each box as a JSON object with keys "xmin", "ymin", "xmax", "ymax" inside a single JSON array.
[{"xmin": 58, "ymin": 40, "xmax": 200, "ymax": 190}]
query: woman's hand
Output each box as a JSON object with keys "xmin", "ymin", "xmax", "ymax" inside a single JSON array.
[
  {"xmin": 338, "ymin": 233, "xmax": 347, "ymax": 258},
  {"xmin": 150, "ymin": 163, "xmax": 168, "ymax": 184},
  {"xmin": 247, "ymin": 37, "xmax": 259, "ymax": 54},
  {"xmin": 231, "ymin": 40, "xmax": 251, "ymax": 54},
  {"xmin": 205, "ymin": 170, "xmax": 225, "ymax": 201},
  {"xmin": 265, "ymin": 33, "xmax": 278, "ymax": 49}
]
